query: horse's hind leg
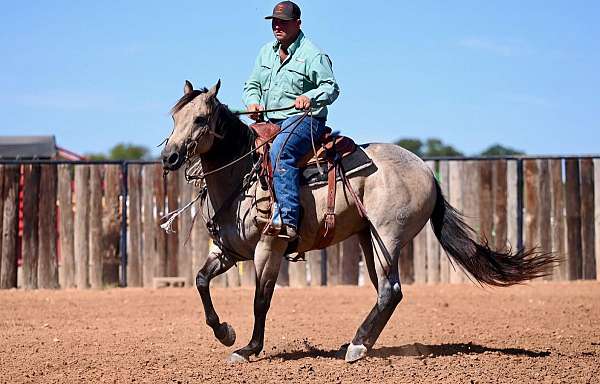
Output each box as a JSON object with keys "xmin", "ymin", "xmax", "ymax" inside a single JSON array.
[
  {"xmin": 196, "ymin": 250, "xmax": 237, "ymax": 347},
  {"xmin": 345, "ymin": 226, "xmax": 403, "ymax": 363}
]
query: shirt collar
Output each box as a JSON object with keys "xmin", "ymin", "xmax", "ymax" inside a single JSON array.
[{"xmin": 272, "ymin": 30, "xmax": 304, "ymax": 56}]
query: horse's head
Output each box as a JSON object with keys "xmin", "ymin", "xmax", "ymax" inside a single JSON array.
[{"xmin": 161, "ymin": 79, "xmax": 221, "ymax": 171}]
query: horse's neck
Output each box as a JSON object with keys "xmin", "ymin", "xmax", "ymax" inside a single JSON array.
[{"xmin": 200, "ymin": 105, "xmax": 254, "ymax": 213}]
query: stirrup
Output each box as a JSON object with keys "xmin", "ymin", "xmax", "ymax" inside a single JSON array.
[{"xmin": 261, "ymin": 203, "xmax": 297, "ymax": 240}]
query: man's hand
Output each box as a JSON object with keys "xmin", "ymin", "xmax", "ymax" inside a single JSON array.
[
  {"xmin": 247, "ymin": 104, "xmax": 264, "ymax": 121},
  {"xmin": 294, "ymin": 95, "xmax": 311, "ymax": 110}
]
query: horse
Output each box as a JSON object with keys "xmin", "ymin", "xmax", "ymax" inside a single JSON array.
[{"xmin": 160, "ymin": 80, "xmax": 556, "ymax": 363}]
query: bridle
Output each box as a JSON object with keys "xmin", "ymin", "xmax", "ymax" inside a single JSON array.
[{"xmin": 165, "ymin": 102, "xmax": 309, "ymax": 183}]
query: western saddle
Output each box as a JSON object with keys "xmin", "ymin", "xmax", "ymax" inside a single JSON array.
[{"xmin": 249, "ymin": 121, "xmax": 357, "ymax": 249}]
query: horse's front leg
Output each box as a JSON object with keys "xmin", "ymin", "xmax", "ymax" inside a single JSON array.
[
  {"xmin": 196, "ymin": 250, "xmax": 237, "ymax": 346},
  {"xmin": 228, "ymin": 235, "xmax": 287, "ymax": 363}
]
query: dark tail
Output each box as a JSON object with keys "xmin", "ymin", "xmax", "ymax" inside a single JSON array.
[{"xmin": 430, "ymin": 180, "xmax": 557, "ymax": 287}]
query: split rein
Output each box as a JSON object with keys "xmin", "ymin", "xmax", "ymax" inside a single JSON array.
[{"xmin": 183, "ymin": 105, "xmax": 311, "ymax": 183}]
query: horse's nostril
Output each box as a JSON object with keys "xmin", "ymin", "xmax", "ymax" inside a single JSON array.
[{"xmin": 167, "ymin": 153, "xmax": 179, "ymax": 166}]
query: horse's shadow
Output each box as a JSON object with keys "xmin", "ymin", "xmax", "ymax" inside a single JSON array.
[{"xmin": 266, "ymin": 341, "xmax": 550, "ymax": 361}]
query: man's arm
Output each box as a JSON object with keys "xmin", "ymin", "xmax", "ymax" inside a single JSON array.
[{"xmin": 302, "ymin": 54, "xmax": 340, "ymax": 108}]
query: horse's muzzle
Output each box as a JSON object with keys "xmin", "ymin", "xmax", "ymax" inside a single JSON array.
[{"xmin": 161, "ymin": 146, "xmax": 186, "ymax": 171}]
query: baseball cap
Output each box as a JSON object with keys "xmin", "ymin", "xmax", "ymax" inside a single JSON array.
[{"xmin": 265, "ymin": 1, "xmax": 301, "ymax": 21}]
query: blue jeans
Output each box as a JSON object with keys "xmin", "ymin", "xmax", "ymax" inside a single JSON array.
[{"xmin": 269, "ymin": 115, "xmax": 327, "ymax": 229}]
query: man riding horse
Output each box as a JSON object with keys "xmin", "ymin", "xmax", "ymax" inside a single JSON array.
[
  {"xmin": 159, "ymin": 1, "xmax": 556, "ymax": 365},
  {"xmin": 244, "ymin": 1, "xmax": 340, "ymax": 240}
]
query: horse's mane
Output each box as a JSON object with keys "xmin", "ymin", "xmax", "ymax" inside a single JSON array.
[{"xmin": 170, "ymin": 88, "xmax": 209, "ymax": 115}]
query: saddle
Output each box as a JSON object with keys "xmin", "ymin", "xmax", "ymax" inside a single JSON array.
[{"xmin": 250, "ymin": 121, "xmax": 362, "ymax": 250}]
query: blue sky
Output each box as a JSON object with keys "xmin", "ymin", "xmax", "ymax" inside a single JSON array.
[{"xmin": 1, "ymin": 1, "xmax": 598, "ymax": 157}]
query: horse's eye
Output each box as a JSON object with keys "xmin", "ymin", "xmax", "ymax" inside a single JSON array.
[{"xmin": 194, "ymin": 116, "xmax": 207, "ymax": 125}]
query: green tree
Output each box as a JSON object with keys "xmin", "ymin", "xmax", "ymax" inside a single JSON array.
[
  {"xmin": 424, "ymin": 138, "xmax": 464, "ymax": 157},
  {"xmin": 394, "ymin": 137, "xmax": 463, "ymax": 157},
  {"xmin": 109, "ymin": 143, "xmax": 150, "ymax": 160},
  {"xmin": 394, "ymin": 138, "xmax": 423, "ymax": 157},
  {"xmin": 84, "ymin": 143, "xmax": 150, "ymax": 161},
  {"xmin": 86, "ymin": 153, "xmax": 108, "ymax": 160},
  {"xmin": 480, "ymin": 144, "xmax": 525, "ymax": 156}
]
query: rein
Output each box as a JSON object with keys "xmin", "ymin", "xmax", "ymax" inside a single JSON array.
[
  {"xmin": 184, "ymin": 107, "xmax": 311, "ymax": 182},
  {"xmin": 233, "ymin": 105, "xmax": 295, "ymax": 116}
]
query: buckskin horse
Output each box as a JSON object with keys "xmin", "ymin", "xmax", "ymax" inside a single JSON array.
[{"xmin": 160, "ymin": 80, "xmax": 555, "ymax": 363}]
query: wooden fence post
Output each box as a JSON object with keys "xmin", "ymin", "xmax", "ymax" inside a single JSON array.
[
  {"xmin": 0, "ymin": 165, "xmax": 19, "ymax": 289},
  {"xmin": 154, "ymin": 165, "xmax": 167, "ymax": 278},
  {"xmin": 127, "ymin": 164, "xmax": 143, "ymax": 287},
  {"xmin": 413, "ymin": 226, "xmax": 427, "ymax": 284},
  {"xmin": 448, "ymin": 161, "xmax": 464, "ymax": 283},
  {"xmin": 89, "ymin": 165, "xmax": 103, "ymax": 289},
  {"xmin": 565, "ymin": 159, "xmax": 582, "ymax": 280},
  {"xmin": 238, "ymin": 261, "xmax": 255, "ymax": 287},
  {"xmin": 74, "ymin": 165, "xmax": 90, "ymax": 289},
  {"xmin": 462, "ymin": 160, "xmax": 480, "ymax": 284},
  {"xmin": 0, "ymin": 166, "xmax": 4, "ymax": 285},
  {"xmin": 594, "ymin": 159, "xmax": 600, "ymax": 281},
  {"xmin": 58, "ymin": 164, "xmax": 75, "ymax": 288},
  {"xmin": 326, "ymin": 243, "xmax": 340, "ymax": 286},
  {"xmin": 226, "ymin": 265, "xmax": 241, "ymax": 288},
  {"xmin": 399, "ymin": 242, "xmax": 414, "ymax": 284},
  {"xmin": 102, "ymin": 165, "xmax": 121, "ymax": 286},
  {"xmin": 537, "ymin": 159, "xmax": 552, "ymax": 280},
  {"xmin": 177, "ymin": 174, "xmax": 194, "ymax": 286},
  {"xmin": 142, "ymin": 165, "xmax": 157, "ymax": 288},
  {"xmin": 288, "ymin": 260, "xmax": 307, "ymax": 287},
  {"xmin": 165, "ymin": 172, "xmax": 180, "ymax": 277},
  {"xmin": 307, "ymin": 250, "xmax": 322, "ymax": 286},
  {"xmin": 492, "ymin": 160, "xmax": 508, "ymax": 252},
  {"xmin": 550, "ymin": 159, "xmax": 567, "ymax": 280},
  {"xmin": 579, "ymin": 159, "xmax": 596, "ymax": 279},
  {"xmin": 524, "ymin": 160, "xmax": 540, "ymax": 253},
  {"xmin": 21, "ymin": 164, "xmax": 40, "ymax": 289},
  {"xmin": 506, "ymin": 161, "xmax": 519, "ymax": 251},
  {"xmin": 479, "ymin": 160, "xmax": 494, "ymax": 242},
  {"xmin": 341, "ymin": 235, "xmax": 361, "ymax": 285},
  {"xmin": 277, "ymin": 259, "xmax": 290, "ymax": 287},
  {"xmin": 38, "ymin": 165, "xmax": 59, "ymax": 289}
]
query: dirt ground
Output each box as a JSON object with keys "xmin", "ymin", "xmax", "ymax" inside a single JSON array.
[{"xmin": 1, "ymin": 282, "xmax": 599, "ymax": 384}]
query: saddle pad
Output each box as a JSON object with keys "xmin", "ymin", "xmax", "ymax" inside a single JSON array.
[{"xmin": 300, "ymin": 145, "xmax": 374, "ymax": 187}]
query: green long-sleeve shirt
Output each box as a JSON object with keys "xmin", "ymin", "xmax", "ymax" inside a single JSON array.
[{"xmin": 243, "ymin": 31, "xmax": 340, "ymax": 120}]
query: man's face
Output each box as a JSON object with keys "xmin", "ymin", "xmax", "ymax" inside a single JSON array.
[{"xmin": 271, "ymin": 18, "xmax": 301, "ymax": 45}]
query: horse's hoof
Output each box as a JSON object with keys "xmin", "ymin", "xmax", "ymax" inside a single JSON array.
[
  {"xmin": 217, "ymin": 322, "xmax": 236, "ymax": 347},
  {"xmin": 227, "ymin": 352, "xmax": 249, "ymax": 364},
  {"xmin": 345, "ymin": 343, "xmax": 367, "ymax": 363}
]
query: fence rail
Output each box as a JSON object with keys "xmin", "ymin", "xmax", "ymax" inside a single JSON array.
[{"xmin": 0, "ymin": 156, "xmax": 598, "ymax": 289}]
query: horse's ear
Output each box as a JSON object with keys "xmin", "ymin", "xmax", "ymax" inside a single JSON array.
[
  {"xmin": 184, "ymin": 80, "xmax": 193, "ymax": 95},
  {"xmin": 206, "ymin": 79, "xmax": 221, "ymax": 99}
]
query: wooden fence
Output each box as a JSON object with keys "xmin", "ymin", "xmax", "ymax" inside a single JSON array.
[{"xmin": 0, "ymin": 157, "xmax": 599, "ymax": 289}]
